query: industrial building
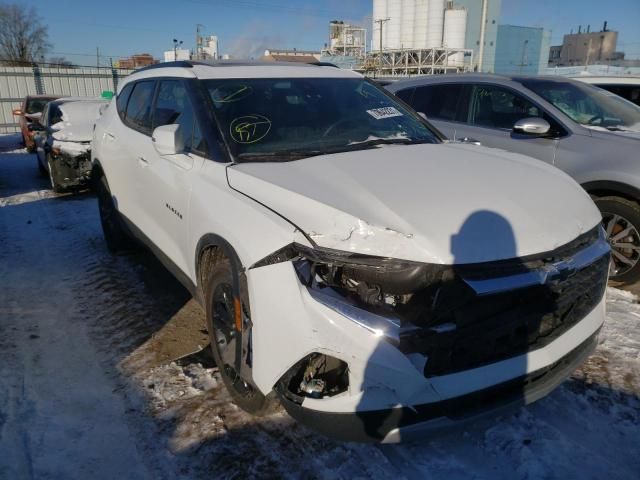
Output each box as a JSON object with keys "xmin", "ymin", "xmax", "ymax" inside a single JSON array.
[
  {"xmin": 116, "ymin": 53, "xmax": 157, "ymax": 69},
  {"xmin": 163, "ymin": 48, "xmax": 191, "ymax": 62},
  {"xmin": 372, "ymin": 0, "xmax": 468, "ymax": 52},
  {"xmin": 367, "ymin": 0, "xmax": 475, "ymax": 75},
  {"xmin": 370, "ymin": 0, "xmax": 500, "ymax": 73},
  {"xmin": 326, "ymin": 21, "xmax": 367, "ymax": 57},
  {"xmin": 201, "ymin": 35, "xmax": 219, "ymax": 60},
  {"xmin": 494, "ymin": 25, "xmax": 551, "ymax": 75},
  {"xmin": 262, "ymin": 49, "xmax": 321, "ymax": 63},
  {"xmin": 455, "ymin": 0, "xmax": 501, "ymax": 72},
  {"xmin": 548, "ymin": 22, "xmax": 628, "ymax": 68}
]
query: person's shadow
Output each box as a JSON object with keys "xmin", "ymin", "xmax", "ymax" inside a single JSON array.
[{"xmin": 355, "ymin": 210, "xmax": 546, "ymax": 442}]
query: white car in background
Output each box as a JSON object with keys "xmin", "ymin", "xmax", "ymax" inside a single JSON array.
[
  {"xmin": 32, "ymin": 97, "xmax": 108, "ymax": 192},
  {"xmin": 572, "ymin": 75, "xmax": 640, "ymax": 106},
  {"xmin": 91, "ymin": 61, "xmax": 610, "ymax": 442}
]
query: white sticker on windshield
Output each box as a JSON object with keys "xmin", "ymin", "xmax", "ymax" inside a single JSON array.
[{"xmin": 366, "ymin": 106, "xmax": 403, "ymax": 120}]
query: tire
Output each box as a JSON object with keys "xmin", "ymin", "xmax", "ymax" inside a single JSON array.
[
  {"xmin": 37, "ymin": 152, "xmax": 47, "ymax": 176},
  {"xmin": 46, "ymin": 153, "xmax": 65, "ymax": 193},
  {"xmin": 95, "ymin": 173, "xmax": 135, "ymax": 253},
  {"xmin": 205, "ymin": 259, "xmax": 277, "ymax": 415},
  {"xmin": 25, "ymin": 136, "xmax": 35, "ymax": 153},
  {"xmin": 595, "ymin": 196, "xmax": 640, "ymax": 284}
]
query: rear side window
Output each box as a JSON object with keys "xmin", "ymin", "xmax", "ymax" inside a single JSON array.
[
  {"xmin": 395, "ymin": 88, "xmax": 414, "ymax": 104},
  {"xmin": 49, "ymin": 104, "xmax": 63, "ymax": 126},
  {"xmin": 153, "ymin": 80, "xmax": 200, "ymax": 152},
  {"xmin": 25, "ymin": 98, "xmax": 51, "ymax": 114},
  {"xmin": 125, "ymin": 81, "xmax": 155, "ymax": 135},
  {"xmin": 116, "ymin": 83, "xmax": 134, "ymax": 120},
  {"xmin": 412, "ymin": 84, "xmax": 466, "ymax": 121}
]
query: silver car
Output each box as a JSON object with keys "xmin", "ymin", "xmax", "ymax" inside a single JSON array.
[{"xmin": 387, "ymin": 74, "xmax": 640, "ymax": 284}]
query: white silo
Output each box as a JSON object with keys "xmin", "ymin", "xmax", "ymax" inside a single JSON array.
[
  {"xmin": 401, "ymin": 0, "xmax": 415, "ymax": 49},
  {"xmin": 443, "ymin": 7, "xmax": 467, "ymax": 66},
  {"xmin": 413, "ymin": 0, "xmax": 429, "ymax": 49},
  {"xmin": 372, "ymin": 0, "xmax": 388, "ymax": 51},
  {"xmin": 426, "ymin": 0, "xmax": 445, "ymax": 48},
  {"xmin": 386, "ymin": 0, "xmax": 403, "ymax": 49}
]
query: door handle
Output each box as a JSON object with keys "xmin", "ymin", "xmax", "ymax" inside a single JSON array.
[
  {"xmin": 105, "ymin": 132, "xmax": 116, "ymax": 140},
  {"xmin": 137, "ymin": 156, "xmax": 149, "ymax": 167}
]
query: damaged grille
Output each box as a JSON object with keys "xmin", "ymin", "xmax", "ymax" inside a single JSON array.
[{"xmin": 400, "ymin": 253, "xmax": 609, "ymax": 378}]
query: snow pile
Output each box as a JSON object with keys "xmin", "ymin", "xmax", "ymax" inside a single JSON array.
[
  {"xmin": 141, "ymin": 362, "xmax": 219, "ymax": 411},
  {"xmin": 50, "ymin": 99, "xmax": 107, "ymax": 146},
  {"xmin": 52, "ymin": 139, "xmax": 91, "ymax": 157}
]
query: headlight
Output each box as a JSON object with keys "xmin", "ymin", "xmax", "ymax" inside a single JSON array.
[{"xmin": 250, "ymin": 243, "xmax": 456, "ymax": 344}]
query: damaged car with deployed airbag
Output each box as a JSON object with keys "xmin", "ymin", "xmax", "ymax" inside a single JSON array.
[{"xmin": 92, "ymin": 61, "xmax": 610, "ymax": 443}]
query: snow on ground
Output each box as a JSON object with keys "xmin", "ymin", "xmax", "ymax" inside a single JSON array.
[{"xmin": 0, "ymin": 132, "xmax": 638, "ymax": 479}]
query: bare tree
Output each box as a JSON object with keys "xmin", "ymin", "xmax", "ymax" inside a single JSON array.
[{"xmin": 0, "ymin": 3, "xmax": 51, "ymax": 64}]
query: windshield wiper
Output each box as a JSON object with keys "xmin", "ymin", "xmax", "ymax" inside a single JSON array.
[
  {"xmin": 235, "ymin": 150, "xmax": 324, "ymax": 163},
  {"xmin": 605, "ymin": 125, "xmax": 640, "ymax": 133},
  {"xmin": 321, "ymin": 138, "xmax": 431, "ymax": 155},
  {"xmin": 234, "ymin": 138, "xmax": 431, "ymax": 163}
]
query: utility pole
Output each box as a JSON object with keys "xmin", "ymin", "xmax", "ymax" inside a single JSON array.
[
  {"xmin": 374, "ymin": 17, "xmax": 390, "ymax": 69},
  {"xmin": 96, "ymin": 47, "xmax": 100, "ymax": 68},
  {"xmin": 374, "ymin": 18, "xmax": 390, "ymax": 53},
  {"xmin": 196, "ymin": 24, "xmax": 205, "ymax": 60},
  {"xmin": 477, "ymin": 0, "xmax": 488, "ymax": 72},
  {"xmin": 173, "ymin": 39, "xmax": 183, "ymax": 61}
]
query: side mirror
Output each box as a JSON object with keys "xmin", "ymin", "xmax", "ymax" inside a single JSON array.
[
  {"xmin": 12, "ymin": 108, "xmax": 23, "ymax": 116},
  {"xmin": 152, "ymin": 124, "xmax": 184, "ymax": 156},
  {"xmin": 513, "ymin": 117, "xmax": 551, "ymax": 137}
]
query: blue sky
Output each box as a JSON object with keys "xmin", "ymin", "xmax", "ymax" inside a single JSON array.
[{"xmin": 17, "ymin": 0, "xmax": 640, "ymax": 65}]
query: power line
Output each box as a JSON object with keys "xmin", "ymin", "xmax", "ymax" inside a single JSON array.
[{"xmin": 183, "ymin": 0, "xmax": 362, "ymax": 18}]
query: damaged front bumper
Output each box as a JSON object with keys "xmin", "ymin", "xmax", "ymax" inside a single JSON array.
[
  {"xmin": 49, "ymin": 142, "xmax": 92, "ymax": 190},
  {"xmin": 246, "ymin": 227, "xmax": 609, "ymax": 442},
  {"xmin": 278, "ymin": 328, "xmax": 600, "ymax": 443}
]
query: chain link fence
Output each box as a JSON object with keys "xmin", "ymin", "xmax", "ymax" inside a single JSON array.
[{"xmin": 0, "ymin": 64, "xmax": 133, "ymax": 134}]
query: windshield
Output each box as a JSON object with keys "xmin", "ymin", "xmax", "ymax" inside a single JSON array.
[
  {"xmin": 203, "ymin": 77, "xmax": 440, "ymax": 161},
  {"xmin": 520, "ymin": 79, "xmax": 640, "ymax": 131},
  {"xmin": 26, "ymin": 98, "xmax": 54, "ymax": 115}
]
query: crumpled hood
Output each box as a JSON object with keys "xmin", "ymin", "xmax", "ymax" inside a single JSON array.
[
  {"xmin": 227, "ymin": 143, "xmax": 602, "ymax": 264},
  {"xmin": 51, "ymin": 100, "xmax": 106, "ymax": 143}
]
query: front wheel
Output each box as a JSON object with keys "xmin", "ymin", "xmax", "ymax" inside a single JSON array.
[
  {"xmin": 36, "ymin": 152, "xmax": 47, "ymax": 176},
  {"xmin": 95, "ymin": 174, "xmax": 135, "ymax": 253},
  {"xmin": 205, "ymin": 259, "xmax": 277, "ymax": 415},
  {"xmin": 595, "ymin": 196, "xmax": 640, "ymax": 284}
]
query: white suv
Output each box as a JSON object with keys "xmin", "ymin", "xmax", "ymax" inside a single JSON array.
[{"xmin": 92, "ymin": 61, "xmax": 610, "ymax": 442}]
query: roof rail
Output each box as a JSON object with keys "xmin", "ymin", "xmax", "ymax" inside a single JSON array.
[
  {"xmin": 134, "ymin": 59, "xmax": 335, "ymax": 74},
  {"xmin": 134, "ymin": 61, "xmax": 194, "ymax": 73},
  {"xmin": 308, "ymin": 61, "xmax": 339, "ymax": 68}
]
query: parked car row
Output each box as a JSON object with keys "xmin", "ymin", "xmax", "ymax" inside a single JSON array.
[{"xmin": 9, "ymin": 65, "xmax": 638, "ymax": 442}]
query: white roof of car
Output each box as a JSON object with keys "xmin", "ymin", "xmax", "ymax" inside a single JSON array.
[
  {"xmin": 54, "ymin": 96, "xmax": 108, "ymax": 105},
  {"xmin": 571, "ymin": 76, "xmax": 640, "ymax": 85},
  {"xmin": 120, "ymin": 61, "xmax": 361, "ymax": 90}
]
